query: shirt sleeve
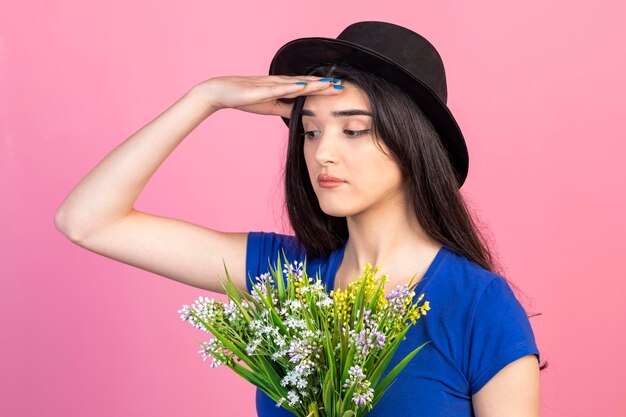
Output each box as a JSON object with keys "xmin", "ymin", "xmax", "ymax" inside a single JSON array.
[
  {"xmin": 245, "ymin": 231, "xmax": 303, "ymax": 294},
  {"xmin": 467, "ymin": 276, "xmax": 541, "ymax": 394}
]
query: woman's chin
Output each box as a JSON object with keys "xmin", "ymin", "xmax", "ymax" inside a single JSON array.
[{"xmin": 318, "ymin": 203, "xmax": 355, "ymax": 218}]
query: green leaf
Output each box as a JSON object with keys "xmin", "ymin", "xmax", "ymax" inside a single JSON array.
[
  {"xmin": 241, "ymin": 288, "xmax": 264, "ymax": 312},
  {"xmin": 275, "ymin": 249, "xmax": 288, "ymax": 300},
  {"xmin": 256, "ymin": 357, "xmax": 289, "ymax": 399},
  {"xmin": 322, "ymin": 371, "xmax": 335, "ymax": 417},
  {"xmin": 340, "ymin": 344, "xmax": 355, "ymax": 386},
  {"xmin": 351, "ymin": 274, "xmax": 367, "ymax": 328},
  {"xmin": 367, "ymin": 276, "xmax": 386, "ymax": 311},
  {"xmin": 207, "ymin": 345, "xmax": 297, "ymax": 416},
  {"xmin": 219, "ymin": 258, "xmax": 252, "ymax": 322},
  {"xmin": 340, "ymin": 382, "xmax": 356, "ymax": 416},
  {"xmin": 249, "ymin": 280, "xmax": 289, "ymax": 334},
  {"xmin": 193, "ymin": 339, "xmax": 286, "ymax": 409},
  {"xmin": 367, "ymin": 325, "xmax": 412, "ymax": 387},
  {"xmin": 188, "ymin": 309, "xmax": 258, "ymax": 372},
  {"xmin": 372, "ymin": 340, "xmax": 431, "ymax": 404},
  {"xmin": 371, "ymin": 375, "xmax": 395, "ymax": 407}
]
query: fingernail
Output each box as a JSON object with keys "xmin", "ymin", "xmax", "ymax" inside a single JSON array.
[
  {"xmin": 318, "ymin": 78, "xmax": 342, "ymax": 83},
  {"xmin": 294, "ymin": 81, "xmax": 307, "ymax": 85},
  {"xmin": 332, "ymin": 85, "xmax": 344, "ymax": 90}
]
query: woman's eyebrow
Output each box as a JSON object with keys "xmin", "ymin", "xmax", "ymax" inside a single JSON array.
[{"xmin": 301, "ymin": 109, "xmax": 373, "ymax": 117}]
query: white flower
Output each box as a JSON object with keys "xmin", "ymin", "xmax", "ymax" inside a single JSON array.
[
  {"xmin": 287, "ymin": 390, "xmax": 300, "ymax": 406},
  {"xmin": 284, "ymin": 260, "xmax": 304, "ymax": 280},
  {"xmin": 248, "ymin": 319, "xmax": 263, "ymax": 331},
  {"xmin": 271, "ymin": 349, "xmax": 287, "ymax": 360},
  {"xmin": 310, "ymin": 279, "xmax": 325, "ymax": 293},
  {"xmin": 316, "ymin": 297, "xmax": 334, "ymax": 308},
  {"xmin": 245, "ymin": 338, "xmax": 262, "ymax": 355},
  {"xmin": 198, "ymin": 338, "xmax": 226, "ymax": 368},
  {"xmin": 223, "ymin": 300, "xmax": 243, "ymax": 324},
  {"xmin": 178, "ymin": 296, "xmax": 222, "ymax": 332},
  {"xmin": 284, "ymin": 317, "xmax": 307, "ymax": 331},
  {"xmin": 275, "ymin": 335, "xmax": 287, "ymax": 348}
]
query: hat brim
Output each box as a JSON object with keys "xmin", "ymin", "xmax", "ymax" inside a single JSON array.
[{"xmin": 269, "ymin": 37, "xmax": 469, "ymax": 187}]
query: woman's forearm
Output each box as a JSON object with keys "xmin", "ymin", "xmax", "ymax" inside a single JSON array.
[{"xmin": 54, "ymin": 82, "xmax": 218, "ymax": 241}]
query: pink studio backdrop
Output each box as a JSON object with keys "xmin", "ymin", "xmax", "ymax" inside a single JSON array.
[{"xmin": 1, "ymin": 1, "xmax": 625, "ymax": 416}]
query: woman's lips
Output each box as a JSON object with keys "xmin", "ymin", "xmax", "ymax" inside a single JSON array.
[
  {"xmin": 318, "ymin": 174, "xmax": 344, "ymax": 182},
  {"xmin": 319, "ymin": 180, "xmax": 345, "ymax": 188},
  {"xmin": 318, "ymin": 174, "xmax": 346, "ymax": 188}
]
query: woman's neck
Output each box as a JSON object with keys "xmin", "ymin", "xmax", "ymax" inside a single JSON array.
[{"xmin": 334, "ymin": 203, "xmax": 442, "ymax": 290}]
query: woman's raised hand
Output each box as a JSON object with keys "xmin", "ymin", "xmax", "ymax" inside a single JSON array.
[{"xmin": 197, "ymin": 75, "xmax": 344, "ymax": 118}]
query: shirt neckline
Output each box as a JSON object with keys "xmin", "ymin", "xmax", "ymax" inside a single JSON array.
[{"xmin": 328, "ymin": 242, "xmax": 450, "ymax": 292}]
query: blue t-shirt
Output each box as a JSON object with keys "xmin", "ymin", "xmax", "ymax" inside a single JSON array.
[{"xmin": 245, "ymin": 231, "xmax": 540, "ymax": 417}]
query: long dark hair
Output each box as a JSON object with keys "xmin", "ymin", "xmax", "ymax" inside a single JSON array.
[{"xmin": 281, "ymin": 63, "xmax": 547, "ymax": 371}]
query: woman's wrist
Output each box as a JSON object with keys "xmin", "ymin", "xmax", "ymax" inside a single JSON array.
[{"xmin": 188, "ymin": 80, "xmax": 222, "ymax": 117}]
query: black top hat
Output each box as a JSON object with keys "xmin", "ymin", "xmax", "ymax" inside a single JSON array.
[{"xmin": 269, "ymin": 21, "xmax": 469, "ymax": 188}]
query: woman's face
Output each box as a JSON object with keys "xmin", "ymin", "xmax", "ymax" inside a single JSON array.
[{"xmin": 302, "ymin": 81, "xmax": 406, "ymax": 219}]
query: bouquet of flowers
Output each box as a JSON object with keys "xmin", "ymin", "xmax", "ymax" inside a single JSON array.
[{"xmin": 178, "ymin": 250, "xmax": 431, "ymax": 417}]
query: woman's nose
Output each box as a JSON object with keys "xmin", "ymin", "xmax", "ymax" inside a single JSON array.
[{"xmin": 313, "ymin": 131, "xmax": 341, "ymax": 165}]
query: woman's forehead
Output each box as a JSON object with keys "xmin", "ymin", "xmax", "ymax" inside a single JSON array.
[{"xmin": 302, "ymin": 83, "xmax": 371, "ymax": 116}]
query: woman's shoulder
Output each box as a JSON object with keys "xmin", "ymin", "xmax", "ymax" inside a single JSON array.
[
  {"xmin": 247, "ymin": 230, "xmax": 303, "ymax": 253},
  {"xmin": 438, "ymin": 246, "xmax": 505, "ymax": 296},
  {"xmin": 246, "ymin": 231, "xmax": 305, "ymax": 275},
  {"xmin": 428, "ymin": 247, "xmax": 539, "ymax": 383}
]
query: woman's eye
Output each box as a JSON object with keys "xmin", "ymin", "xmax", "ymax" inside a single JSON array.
[
  {"xmin": 344, "ymin": 129, "xmax": 370, "ymax": 137},
  {"xmin": 302, "ymin": 129, "xmax": 370, "ymax": 139},
  {"xmin": 303, "ymin": 130, "xmax": 319, "ymax": 139}
]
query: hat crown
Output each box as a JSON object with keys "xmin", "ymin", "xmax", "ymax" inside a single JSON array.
[{"xmin": 336, "ymin": 21, "xmax": 447, "ymax": 103}]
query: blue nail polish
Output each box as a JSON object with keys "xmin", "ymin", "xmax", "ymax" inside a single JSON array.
[
  {"xmin": 332, "ymin": 85, "xmax": 344, "ymax": 90},
  {"xmin": 294, "ymin": 81, "xmax": 307, "ymax": 85},
  {"xmin": 331, "ymin": 78, "xmax": 341, "ymax": 83},
  {"xmin": 318, "ymin": 78, "xmax": 333, "ymax": 82}
]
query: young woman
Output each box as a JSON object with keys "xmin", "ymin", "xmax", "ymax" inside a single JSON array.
[{"xmin": 55, "ymin": 21, "xmax": 545, "ymax": 417}]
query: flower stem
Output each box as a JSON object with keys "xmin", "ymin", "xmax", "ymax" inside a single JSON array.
[{"xmin": 307, "ymin": 402, "xmax": 320, "ymax": 417}]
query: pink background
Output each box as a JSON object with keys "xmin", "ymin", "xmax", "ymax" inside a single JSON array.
[{"xmin": 2, "ymin": 1, "xmax": 625, "ymax": 416}]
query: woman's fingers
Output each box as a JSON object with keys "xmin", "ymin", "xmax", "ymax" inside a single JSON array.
[
  {"xmin": 205, "ymin": 74, "xmax": 344, "ymax": 117},
  {"xmin": 270, "ymin": 74, "xmax": 338, "ymax": 83},
  {"xmin": 265, "ymin": 78, "xmax": 344, "ymax": 101},
  {"xmin": 283, "ymin": 84, "xmax": 345, "ymax": 99},
  {"xmin": 273, "ymin": 99, "xmax": 295, "ymax": 119},
  {"xmin": 267, "ymin": 79, "xmax": 345, "ymax": 118},
  {"xmin": 265, "ymin": 75, "xmax": 343, "ymax": 90}
]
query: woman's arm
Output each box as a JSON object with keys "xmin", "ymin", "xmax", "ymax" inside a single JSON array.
[
  {"xmin": 472, "ymin": 354, "xmax": 541, "ymax": 417},
  {"xmin": 54, "ymin": 83, "xmax": 217, "ymax": 241},
  {"xmin": 53, "ymin": 76, "xmax": 341, "ymax": 292}
]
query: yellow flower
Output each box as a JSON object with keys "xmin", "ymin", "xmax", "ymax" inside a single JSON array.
[
  {"xmin": 407, "ymin": 308, "xmax": 421, "ymax": 324},
  {"xmin": 328, "ymin": 262, "xmax": 431, "ymax": 333},
  {"xmin": 419, "ymin": 301, "xmax": 430, "ymax": 315},
  {"xmin": 292, "ymin": 275, "xmax": 313, "ymax": 302}
]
